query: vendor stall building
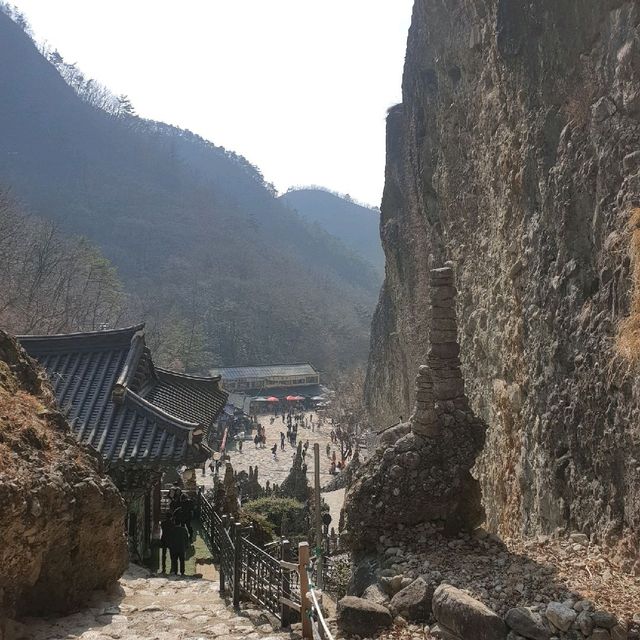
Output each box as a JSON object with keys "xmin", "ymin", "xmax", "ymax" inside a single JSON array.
[
  {"xmin": 209, "ymin": 363, "xmax": 320, "ymax": 394},
  {"xmin": 209, "ymin": 363, "xmax": 326, "ymax": 415}
]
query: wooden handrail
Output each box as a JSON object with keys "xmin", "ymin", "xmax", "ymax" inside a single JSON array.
[
  {"xmin": 307, "ymin": 587, "xmax": 334, "ymax": 640},
  {"xmin": 197, "ymin": 494, "xmax": 333, "ymax": 639}
]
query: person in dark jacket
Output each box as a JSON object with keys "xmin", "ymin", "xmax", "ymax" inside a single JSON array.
[
  {"xmin": 160, "ymin": 516, "xmax": 173, "ymax": 573},
  {"xmin": 167, "ymin": 519, "xmax": 190, "ymax": 575},
  {"xmin": 179, "ymin": 493, "xmax": 194, "ymax": 540},
  {"xmin": 169, "ymin": 483, "xmax": 182, "ymax": 514}
]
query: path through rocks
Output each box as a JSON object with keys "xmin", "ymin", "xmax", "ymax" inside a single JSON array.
[{"xmin": 14, "ymin": 565, "xmax": 298, "ymax": 640}]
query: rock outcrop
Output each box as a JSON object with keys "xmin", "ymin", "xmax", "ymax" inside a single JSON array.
[
  {"xmin": 365, "ymin": 0, "xmax": 640, "ymax": 546},
  {"xmin": 0, "ymin": 330, "xmax": 127, "ymax": 621},
  {"xmin": 344, "ymin": 267, "xmax": 485, "ymax": 550}
]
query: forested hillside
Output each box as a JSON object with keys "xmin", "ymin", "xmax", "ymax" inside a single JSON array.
[
  {"xmin": 280, "ymin": 188, "xmax": 384, "ymax": 276},
  {"xmin": 0, "ymin": 9, "xmax": 379, "ymax": 373}
]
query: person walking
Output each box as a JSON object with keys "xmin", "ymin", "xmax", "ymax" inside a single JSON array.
[
  {"xmin": 167, "ymin": 519, "xmax": 190, "ymax": 576},
  {"xmin": 271, "ymin": 443, "xmax": 278, "ymax": 460},
  {"xmin": 238, "ymin": 439, "xmax": 243, "ymax": 453},
  {"xmin": 326, "ymin": 443, "xmax": 331, "ymax": 458},
  {"xmin": 254, "ymin": 433, "xmax": 260, "ymax": 449},
  {"xmin": 280, "ymin": 432, "xmax": 285, "ymax": 451}
]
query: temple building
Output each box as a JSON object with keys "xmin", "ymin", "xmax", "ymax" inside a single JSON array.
[{"xmin": 19, "ymin": 324, "xmax": 228, "ymax": 561}]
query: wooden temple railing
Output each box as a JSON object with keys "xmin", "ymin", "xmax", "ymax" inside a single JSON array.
[{"xmin": 197, "ymin": 492, "xmax": 334, "ymax": 640}]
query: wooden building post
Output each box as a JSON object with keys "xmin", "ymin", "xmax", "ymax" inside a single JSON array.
[
  {"xmin": 152, "ymin": 480, "xmax": 161, "ymax": 525},
  {"xmin": 298, "ymin": 542, "xmax": 312, "ymax": 639}
]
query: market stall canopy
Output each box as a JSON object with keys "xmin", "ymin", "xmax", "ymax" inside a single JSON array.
[
  {"xmin": 266, "ymin": 396, "xmax": 279, "ymax": 402},
  {"xmin": 253, "ymin": 396, "xmax": 269, "ymax": 402}
]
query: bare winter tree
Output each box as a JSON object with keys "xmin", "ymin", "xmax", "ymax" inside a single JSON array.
[
  {"xmin": 0, "ymin": 190, "xmax": 124, "ymax": 335},
  {"xmin": 326, "ymin": 367, "xmax": 369, "ymax": 458}
]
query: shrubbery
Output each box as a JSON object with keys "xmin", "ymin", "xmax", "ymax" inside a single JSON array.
[
  {"xmin": 238, "ymin": 510, "xmax": 275, "ymax": 547},
  {"xmin": 242, "ymin": 497, "xmax": 307, "ymax": 538}
]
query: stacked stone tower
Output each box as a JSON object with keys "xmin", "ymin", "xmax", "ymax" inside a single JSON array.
[
  {"xmin": 412, "ymin": 266, "xmax": 469, "ymax": 436},
  {"xmin": 344, "ymin": 266, "xmax": 487, "ymax": 551}
]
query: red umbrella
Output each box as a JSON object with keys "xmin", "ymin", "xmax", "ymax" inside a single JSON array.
[
  {"xmin": 285, "ymin": 395, "xmax": 298, "ymax": 402},
  {"xmin": 267, "ymin": 396, "xmax": 279, "ymax": 402}
]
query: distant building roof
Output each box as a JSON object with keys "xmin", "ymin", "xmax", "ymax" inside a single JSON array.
[
  {"xmin": 209, "ymin": 363, "xmax": 318, "ymax": 381},
  {"xmin": 19, "ymin": 325, "xmax": 228, "ymax": 468}
]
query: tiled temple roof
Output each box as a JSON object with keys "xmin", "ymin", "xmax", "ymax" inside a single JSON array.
[{"xmin": 19, "ymin": 325, "xmax": 228, "ymax": 467}]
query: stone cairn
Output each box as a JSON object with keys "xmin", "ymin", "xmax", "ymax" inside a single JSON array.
[
  {"xmin": 412, "ymin": 266, "xmax": 467, "ymax": 437},
  {"xmin": 343, "ymin": 265, "xmax": 486, "ymax": 551}
]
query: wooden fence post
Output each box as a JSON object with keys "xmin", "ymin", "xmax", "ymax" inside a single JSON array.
[
  {"xmin": 298, "ymin": 541, "xmax": 312, "ymax": 639},
  {"xmin": 280, "ymin": 539, "xmax": 291, "ymax": 627},
  {"xmin": 233, "ymin": 520, "xmax": 242, "ymax": 609}
]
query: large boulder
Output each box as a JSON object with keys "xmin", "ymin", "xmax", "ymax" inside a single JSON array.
[
  {"xmin": 362, "ymin": 583, "xmax": 390, "ymax": 607},
  {"xmin": 545, "ymin": 602, "xmax": 577, "ymax": 632},
  {"xmin": 505, "ymin": 607, "xmax": 550, "ymax": 640},
  {"xmin": 389, "ymin": 577, "xmax": 434, "ymax": 621},
  {"xmin": 432, "ymin": 584, "xmax": 507, "ymax": 640},
  {"xmin": 337, "ymin": 596, "xmax": 393, "ymax": 636},
  {"xmin": 0, "ymin": 331, "xmax": 127, "ymax": 620}
]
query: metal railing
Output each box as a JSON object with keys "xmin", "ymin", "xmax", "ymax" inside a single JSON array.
[
  {"xmin": 196, "ymin": 493, "xmax": 333, "ymax": 640},
  {"xmin": 241, "ymin": 537, "xmax": 285, "ymax": 616}
]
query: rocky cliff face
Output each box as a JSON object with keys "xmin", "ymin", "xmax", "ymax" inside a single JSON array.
[
  {"xmin": 366, "ymin": 0, "xmax": 640, "ymax": 547},
  {"xmin": 0, "ymin": 331, "xmax": 127, "ymax": 621}
]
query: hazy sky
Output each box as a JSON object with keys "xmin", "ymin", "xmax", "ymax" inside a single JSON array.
[{"xmin": 12, "ymin": 0, "xmax": 414, "ymax": 207}]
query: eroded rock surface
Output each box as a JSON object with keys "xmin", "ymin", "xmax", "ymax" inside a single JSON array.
[
  {"xmin": 365, "ymin": 0, "xmax": 640, "ymax": 548},
  {"xmin": 0, "ymin": 330, "xmax": 127, "ymax": 620}
]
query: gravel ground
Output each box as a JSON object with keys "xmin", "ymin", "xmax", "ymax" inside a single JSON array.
[{"xmin": 375, "ymin": 522, "xmax": 640, "ymax": 630}]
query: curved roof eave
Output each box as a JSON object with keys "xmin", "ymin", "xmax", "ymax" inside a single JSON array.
[
  {"xmin": 17, "ymin": 323, "xmax": 146, "ymax": 342},
  {"xmin": 123, "ymin": 388, "xmax": 200, "ymax": 435}
]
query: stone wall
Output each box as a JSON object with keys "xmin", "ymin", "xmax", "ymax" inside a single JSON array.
[
  {"xmin": 0, "ymin": 331, "xmax": 127, "ymax": 620},
  {"xmin": 365, "ymin": 0, "xmax": 640, "ymax": 546}
]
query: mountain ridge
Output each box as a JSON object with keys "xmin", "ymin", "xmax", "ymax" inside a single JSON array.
[
  {"xmin": 0, "ymin": 9, "xmax": 378, "ymax": 373},
  {"xmin": 280, "ymin": 187, "xmax": 384, "ymax": 276}
]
